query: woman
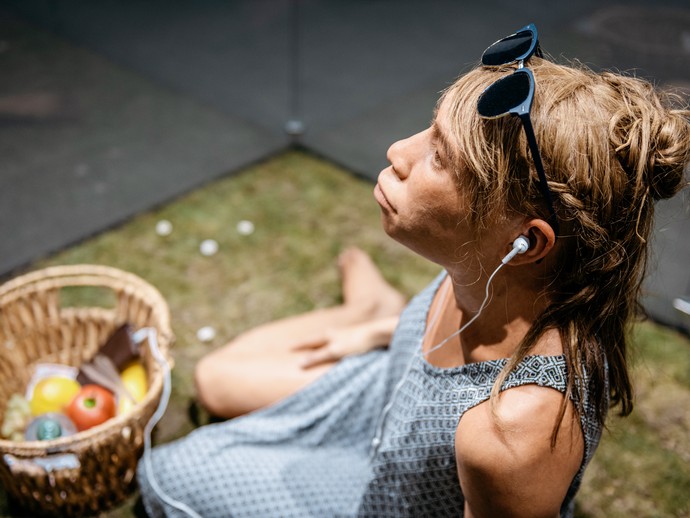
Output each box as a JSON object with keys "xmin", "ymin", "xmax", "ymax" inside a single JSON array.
[{"xmin": 138, "ymin": 24, "xmax": 689, "ymax": 517}]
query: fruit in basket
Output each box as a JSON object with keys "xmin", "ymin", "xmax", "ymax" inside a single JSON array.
[
  {"xmin": 1, "ymin": 394, "xmax": 32, "ymax": 441},
  {"xmin": 66, "ymin": 384, "xmax": 116, "ymax": 431},
  {"xmin": 29, "ymin": 376, "xmax": 81, "ymax": 416},
  {"xmin": 117, "ymin": 360, "xmax": 148, "ymax": 415}
]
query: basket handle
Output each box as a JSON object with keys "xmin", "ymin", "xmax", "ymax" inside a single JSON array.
[{"xmin": 0, "ymin": 264, "xmax": 172, "ymax": 339}]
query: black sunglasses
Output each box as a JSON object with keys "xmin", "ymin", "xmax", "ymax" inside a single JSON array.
[{"xmin": 476, "ymin": 24, "xmax": 559, "ymax": 236}]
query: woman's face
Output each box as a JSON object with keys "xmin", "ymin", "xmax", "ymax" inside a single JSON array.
[{"xmin": 374, "ymin": 97, "xmax": 472, "ymax": 264}]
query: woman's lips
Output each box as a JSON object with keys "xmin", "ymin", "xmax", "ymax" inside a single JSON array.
[{"xmin": 374, "ymin": 182, "xmax": 395, "ymax": 213}]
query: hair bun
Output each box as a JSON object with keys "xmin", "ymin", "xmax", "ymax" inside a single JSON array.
[
  {"xmin": 646, "ymin": 109, "xmax": 690, "ymax": 200},
  {"xmin": 607, "ymin": 75, "xmax": 690, "ymax": 201}
]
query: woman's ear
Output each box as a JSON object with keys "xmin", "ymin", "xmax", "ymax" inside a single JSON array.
[{"xmin": 507, "ymin": 219, "xmax": 556, "ymax": 265}]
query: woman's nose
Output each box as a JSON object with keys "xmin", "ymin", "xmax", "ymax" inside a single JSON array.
[{"xmin": 386, "ymin": 134, "xmax": 416, "ymax": 180}]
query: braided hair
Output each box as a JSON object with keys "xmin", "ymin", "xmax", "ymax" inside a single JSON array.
[{"xmin": 439, "ymin": 58, "xmax": 690, "ymax": 438}]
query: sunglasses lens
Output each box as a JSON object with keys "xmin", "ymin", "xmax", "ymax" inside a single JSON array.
[
  {"xmin": 482, "ymin": 30, "xmax": 534, "ymax": 66},
  {"xmin": 477, "ymin": 71, "xmax": 531, "ymax": 118}
]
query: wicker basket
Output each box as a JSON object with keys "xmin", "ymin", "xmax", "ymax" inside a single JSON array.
[{"xmin": 0, "ymin": 265, "xmax": 173, "ymax": 516}]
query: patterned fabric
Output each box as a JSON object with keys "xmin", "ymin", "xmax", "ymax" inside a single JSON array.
[{"xmin": 138, "ymin": 272, "xmax": 603, "ymax": 517}]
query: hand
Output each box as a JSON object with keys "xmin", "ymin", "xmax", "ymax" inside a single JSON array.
[{"xmin": 293, "ymin": 323, "xmax": 386, "ymax": 370}]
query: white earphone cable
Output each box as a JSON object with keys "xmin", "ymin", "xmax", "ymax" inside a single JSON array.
[
  {"xmin": 370, "ymin": 241, "xmax": 521, "ymax": 458},
  {"xmin": 134, "ymin": 328, "xmax": 201, "ymax": 518},
  {"xmin": 423, "ymin": 259, "xmax": 508, "ymax": 357}
]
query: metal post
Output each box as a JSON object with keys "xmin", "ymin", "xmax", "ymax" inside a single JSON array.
[{"xmin": 284, "ymin": 0, "xmax": 305, "ymax": 139}]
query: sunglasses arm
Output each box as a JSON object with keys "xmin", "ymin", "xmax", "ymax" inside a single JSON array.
[{"xmin": 518, "ymin": 113, "xmax": 560, "ymax": 235}]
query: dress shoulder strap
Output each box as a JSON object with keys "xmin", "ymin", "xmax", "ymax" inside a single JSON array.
[{"xmin": 501, "ymin": 354, "xmax": 568, "ymax": 393}]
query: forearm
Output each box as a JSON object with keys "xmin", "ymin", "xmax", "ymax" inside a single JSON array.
[
  {"xmin": 357, "ymin": 315, "xmax": 400, "ymax": 349},
  {"xmin": 298, "ymin": 314, "xmax": 401, "ymax": 369}
]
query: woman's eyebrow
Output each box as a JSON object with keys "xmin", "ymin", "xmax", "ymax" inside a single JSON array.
[{"xmin": 431, "ymin": 119, "xmax": 455, "ymax": 161}]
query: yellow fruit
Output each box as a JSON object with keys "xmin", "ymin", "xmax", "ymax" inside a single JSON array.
[
  {"xmin": 117, "ymin": 361, "xmax": 147, "ymax": 415},
  {"xmin": 30, "ymin": 377, "xmax": 81, "ymax": 416}
]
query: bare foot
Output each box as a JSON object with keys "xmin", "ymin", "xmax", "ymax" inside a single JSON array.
[{"xmin": 338, "ymin": 247, "xmax": 406, "ymax": 317}]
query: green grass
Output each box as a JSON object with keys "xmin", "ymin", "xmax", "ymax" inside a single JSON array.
[
  {"xmin": 576, "ymin": 323, "xmax": 690, "ymax": 518},
  {"xmin": 1, "ymin": 150, "xmax": 689, "ymax": 517}
]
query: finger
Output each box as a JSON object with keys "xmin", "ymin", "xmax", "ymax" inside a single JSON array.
[
  {"xmin": 299, "ymin": 347, "xmax": 338, "ymax": 369},
  {"xmin": 289, "ymin": 335, "xmax": 328, "ymax": 352}
]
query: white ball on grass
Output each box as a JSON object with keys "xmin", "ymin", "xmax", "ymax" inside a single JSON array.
[
  {"xmin": 155, "ymin": 220, "xmax": 173, "ymax": 236},
  {"xmin": 199, "ymin": 239, "xmax": 219, "ymax": 256},
  {"xmin": 196, "ymin": 326, "xmax": 216, "ymax": 343}
]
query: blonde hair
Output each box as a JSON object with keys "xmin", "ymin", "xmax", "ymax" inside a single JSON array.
[{"xmin": 439, "ymin": 58, "xmax": 690, "ymax": 434}]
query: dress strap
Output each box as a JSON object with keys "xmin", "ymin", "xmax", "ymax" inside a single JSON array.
[{"xmin": 502, "ymin": 354, "xmax": 568, "ymax": 393}]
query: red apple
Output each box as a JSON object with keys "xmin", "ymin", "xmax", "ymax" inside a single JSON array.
[{"xmin": 66, "ymin": 385, "xmax": 116, "ymax": 431}]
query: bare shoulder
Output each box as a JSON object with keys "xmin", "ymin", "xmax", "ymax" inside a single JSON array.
[{"xmin": 456, "ymin": 384, "xmax": 584, "ymax": 518}]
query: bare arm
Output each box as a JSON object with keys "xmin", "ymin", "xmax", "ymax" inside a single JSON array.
[
  {"xmin": 296, "ymin": 315, "xmax": 400, "ymax": 368},
  {"xmin": 456, "ymin": 385, "xmax": 584, "ymax": 518}
]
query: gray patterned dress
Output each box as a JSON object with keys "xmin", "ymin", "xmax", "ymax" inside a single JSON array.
[{"xmin": 138, "ymin": 272, "xmax": 603, "ymax": 517}]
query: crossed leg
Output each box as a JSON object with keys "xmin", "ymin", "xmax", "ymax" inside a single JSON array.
[{"xmin": 194, "ymin": 248, "xmax": 406, "ymax": 418}]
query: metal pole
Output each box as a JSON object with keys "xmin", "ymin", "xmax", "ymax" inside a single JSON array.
[{"xmin": 285, "ymin": 0, "xmax": 305, "ymax": 139}]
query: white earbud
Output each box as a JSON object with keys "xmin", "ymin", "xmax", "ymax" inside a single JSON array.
[
  {"xmin": 502, "ymin": 235, "xmax": 531, "ymax": 264},
  {"xmin": 513, "ymin": 236, "xmax": 530, "ymax": 254}
]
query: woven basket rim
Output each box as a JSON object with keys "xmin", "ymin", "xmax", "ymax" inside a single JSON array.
[{"xmin": 0, "ymin": 264, "xmax": 171, "ymax": 335}]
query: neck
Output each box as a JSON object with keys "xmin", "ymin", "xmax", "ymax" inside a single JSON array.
[{"xmin": 426, "ymin": 260, "xmax": 548, "ymax": 366}]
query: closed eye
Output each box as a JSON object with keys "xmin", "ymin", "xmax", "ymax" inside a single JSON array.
[
  {"xmin": 430, "ymin": 121, "xmax": 454, "ymax": 170},
  {"xmin": 432, "ymin": 149, "xmax": 443, "ymax": 168}
]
